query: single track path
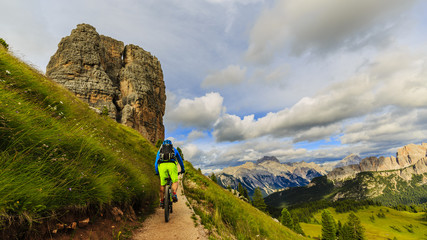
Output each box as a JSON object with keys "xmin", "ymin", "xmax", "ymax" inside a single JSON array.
[{"xmin": 133, "ymin": 176, "xmax": 207, "ymax": 240}]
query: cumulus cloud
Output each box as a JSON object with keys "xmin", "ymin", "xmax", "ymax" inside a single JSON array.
[
  {"xmin": 202, "ymin": 65, "xmax": 247, "ymax": 88},
  {"xmin": 187, "ymin": 130, "xmax": 207, "ymax": 142},
  {"xmin": 215, "ymin": 46, "xmax": 427, "ymax": 142},
  {"xmin": 341, "ymin": 108, "xmax": 427, "ymax": 146},
  {"xmin": 293, "ymin": 124, "xmax": 342, "ymax": 143},
  {"xmin": 245, "ymin": 0, "xmax": 416, "ymax": 64},
  {"xmin": 182, "ymin": 143, "xmax": 203, "ymax": 162},
  {"xmin": 165, "ymin": 92, "xmax": 225, "ymax": 130}
]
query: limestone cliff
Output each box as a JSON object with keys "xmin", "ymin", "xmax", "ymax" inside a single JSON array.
[
  {"xmin": 327, "ymin": 143, "xmax": 427, "ymax": 181},
  {"xmin": 46, "ymin": 24, "xmax": 165, "ymax": 144}
]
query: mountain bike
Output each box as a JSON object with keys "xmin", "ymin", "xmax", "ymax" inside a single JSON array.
[{"xmin": 164, "ymin": 172, "xmax": 182, "ymax": 222}]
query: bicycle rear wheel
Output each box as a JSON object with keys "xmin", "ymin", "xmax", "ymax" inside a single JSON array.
[{"xmin": 164, "ymin": 185, "xmax": 170, "ymax": 222}]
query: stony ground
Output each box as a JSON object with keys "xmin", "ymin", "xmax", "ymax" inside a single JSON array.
[{"xmin": 132, "ymin": 176, "xmax": 208, "ymax": 240}]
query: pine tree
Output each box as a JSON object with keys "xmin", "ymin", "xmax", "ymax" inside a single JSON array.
[
  {"xmin": 336, "ymin": 220, "xmax": 342, "ymax": 239},
  {"xmin": 237, "ymin": 182, "xmax": 244, "ymax": 196},
  {"xmin": 252, "ymin": 187, "xmax": 267, "ymax": 212},
  {"xmin": 210, "ymin": 173, "xmax": 218, "ymax": 183},
  {"xmin": 292, "ymin": 215, "xmax": 305, "ymax": 236},
  {"xmin": 242, "ymin": 187, "xmax": 249, "ymax": 200},
  {"xmin": 280, "ymin": 208, "xmax": 294, "ymax": 229},
  {"xmin": 346, "ymin": 212, "xmax": 365, "ymax": 240},
  {"xmin": 177, "ymin": 147, "xmax": 184, "ymax": 160},
  {"xmin": 321, "ymin": 210, "xmax": 336, "ymax": 240},
  {"xmin": 338, "ymin": 223, "xmax": 352, "ymax": 240}
]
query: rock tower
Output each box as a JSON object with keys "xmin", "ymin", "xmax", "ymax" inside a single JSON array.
[{"xmin": 46, "ymin": 23, "xmax": 165, "ymax": 144}]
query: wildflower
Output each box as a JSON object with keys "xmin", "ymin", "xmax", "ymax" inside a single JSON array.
[
  {"xmin": 60, "ymin": 101, "xmax": 63, "ymax": 104},
  {"xmin": 5, "ymin": 70, "xmax": 11, "ymax": 75},
  {"xmin": 18, "ymin": 102, "xmax": 21, "ymax": 105},
  {"xmin": 68, "ymin": 188, "xmax": 72, "ymax": 191}
]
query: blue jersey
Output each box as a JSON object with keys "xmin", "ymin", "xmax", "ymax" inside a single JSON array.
[{"xmin": 155, "ymin": 147, "xmax": 185, "ymax": 175}]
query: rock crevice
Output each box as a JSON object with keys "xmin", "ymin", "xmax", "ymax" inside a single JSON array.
[{"xmin": 47, "ymin": 23, "xmax": 165, "ymax": 144}]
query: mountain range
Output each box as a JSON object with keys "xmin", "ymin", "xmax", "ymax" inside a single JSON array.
[
  {"xmin": 265, "ymin": 143, "xmax": 427, "ymax": 207},
  {"xmin": 217, "ymin": 156, "xmax": 328, "ymax": 196},
  {"xmin": 217, "ymin": 143, "xmax": 427, "ymax": 201}
]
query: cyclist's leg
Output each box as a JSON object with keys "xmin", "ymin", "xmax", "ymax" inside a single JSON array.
[
  {"xmin": 172, "ymin": 182, "xmax": 178, "ymax": 194},
  {"xmin": 158, "ymin": 163, "xmax": 169, "ymax": 202},
  {"xmin": 164, "ymin": 163, "xmax": 179, "ymax": 201}
]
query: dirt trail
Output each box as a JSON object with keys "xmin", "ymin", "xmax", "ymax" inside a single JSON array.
[{"xmin": 133, "ymin": 176, "xmax": 207, "ymax": 240}]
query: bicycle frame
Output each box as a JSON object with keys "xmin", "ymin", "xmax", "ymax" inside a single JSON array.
[{"xmin": 163, "ymin": 171, "xmax": 182, "ymax": 223}]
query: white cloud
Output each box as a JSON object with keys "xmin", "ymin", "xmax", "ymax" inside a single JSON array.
[
  {"xmin": 215, "ymin": 46, "xmax": 427, "ymax": 142},
  {"xmin": 245, "ymin": 0, "xmax": 416, "ymax": 64},
  {"xmin": 165, "ymin": 92, "xmax": 225, "ymax": 130},
  {"xmin": 187, "ymin": 130, "xmax": 207, "ymax": 142},
  {"xmin": 202, "ymin": 65, "xmax": 247, "ymax": 88},
  {"xmin": 341, "ymin": 108, "xmax": 427, "ymax": 145},
  {"xmin": 182, "ymin": 143, "xmax": 203, "ymax": 162},
  {"xmin": 293, "ymin": 124, "xmax": 341, "ymax": 143}
]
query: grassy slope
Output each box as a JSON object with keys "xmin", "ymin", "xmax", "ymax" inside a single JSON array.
[
  {"xmin": 183, "ymin": 161, "xmax": 306, "ymax": 240},
  {"xmin": 300, "ymin": 206, "xmax": 427, "ymax": 240},
  {"xmin": 0, "ymin": 46, "xmax": 159, "ymax": 234}
]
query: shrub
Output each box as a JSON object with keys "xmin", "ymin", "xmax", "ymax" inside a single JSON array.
[{"xmin": 0, "ymin": 38, "xmax": 8, "ymax": 50}]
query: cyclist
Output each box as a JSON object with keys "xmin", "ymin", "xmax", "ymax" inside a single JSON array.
[{"xmin": 155, "ymin": 139, "xmax": 185, "ymax": 208}]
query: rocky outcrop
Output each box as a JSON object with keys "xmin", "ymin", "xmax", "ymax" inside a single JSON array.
[
  {"xmin": 328, "ymin": 143, "xmax": 427, "ymax": 181},
  {"xmin": 46, "ymin": 24, "xmax": 165, "ymax": 144}
]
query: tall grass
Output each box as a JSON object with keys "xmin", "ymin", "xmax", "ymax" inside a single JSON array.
[
  {"xmin": 182, "ymin": 161, "xmax": 306, "ymax": 240},
  {"xmin": 0, "ymin": 45, "xmax": 159, "ymax": 233}
]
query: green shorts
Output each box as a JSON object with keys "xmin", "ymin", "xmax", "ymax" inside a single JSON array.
[{"xmin": 158, "ymin": 162, "xmax": 178, "ymax": 186}]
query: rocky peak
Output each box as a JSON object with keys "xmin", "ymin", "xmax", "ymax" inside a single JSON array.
[
  {"xmin": 327, "ymin": 143, "xmax": 427, "ymax": 181},
  {"xmin": 46, "ymin": 23, "xmax": 165, "ymax": 144},
  {"xmin": 256, "ymin": 156, "xmax": 280, "ymax": 164},
  {"xmin": 335, "ymin": 154, "xmax": 361, "ymax": 168}
]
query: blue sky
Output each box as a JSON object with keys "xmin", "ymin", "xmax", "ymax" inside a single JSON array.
[{"xmin": 2, "ymin": 0, "xmax": 427, "ymax": 173}]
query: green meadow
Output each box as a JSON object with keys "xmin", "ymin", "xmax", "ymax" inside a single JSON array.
[{"xmin": 301, "ymin": 206, "xmax": 427, "ymax": 240}]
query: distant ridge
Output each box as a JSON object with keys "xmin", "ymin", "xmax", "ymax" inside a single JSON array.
[
  {"xmin": 217, "ymin": 156, "xmax": 326, "ymax": 196},
  {"xmin": 256, "ymin": 156, "xmax": 280, "ymax": 164},
  {"xmin": 265, "ymin": 143, "xmax": 427, "ymax": 208},
  {"xmin": 328, "ymin": 143, "xmax": 427, "ymax": 181}
]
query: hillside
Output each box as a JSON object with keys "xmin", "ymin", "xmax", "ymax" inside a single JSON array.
[
  {"xmin": 183, "ymin": 161, "xmax": 307, "ymax": 240},
  {"xmin": 0, "ymin": 45, "xmax": 159, "ymax": 238}
]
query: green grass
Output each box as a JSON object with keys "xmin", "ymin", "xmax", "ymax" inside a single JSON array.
[
  {"xmin": 300, "ymin": 206, "xmax": 427, "ymax": 240},
  {"xmin": 182, "ymin": 161, "xmax": 306, "ymax": 240},
  {"xmin": 0, "ymin": 45, "xmax": 159, "ymax": 234}
]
